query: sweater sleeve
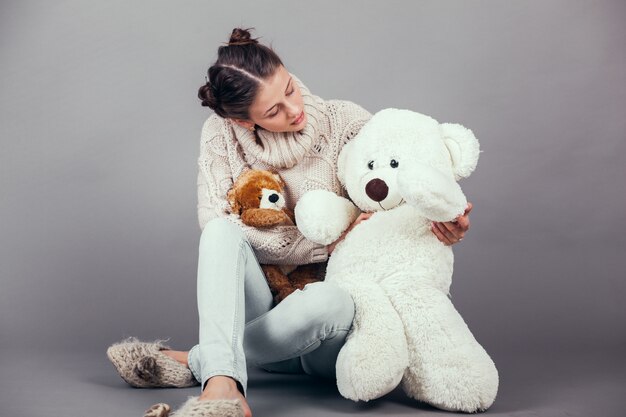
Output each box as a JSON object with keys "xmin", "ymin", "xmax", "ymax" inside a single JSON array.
[
  {"xmin": 196, "ymin": 116, "xmax": 329, "ymax": 265},
  {"xmin": 335, "ymin": 100, "xmax": 373, "ymax": 146}
]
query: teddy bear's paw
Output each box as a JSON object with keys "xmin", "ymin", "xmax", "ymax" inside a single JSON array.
[
  {"xmin": 397, "ymin": 164, "xmax": 467, "ymax": 222},
  {"xmin": 335, "ymin": 334, "xmax": 408, "ymax": 401},
  {"xmin": 295, "ymin": 189, "xmax": 359, "ymax": 245},
  {"xmin": 401, "ymin": 351, "xmax": 499, "ymax": 413}
]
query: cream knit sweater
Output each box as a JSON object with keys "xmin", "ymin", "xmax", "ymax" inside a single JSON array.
[{"xmin": 197, "ymin": 73, "xmax": 372, "ymax": 265}]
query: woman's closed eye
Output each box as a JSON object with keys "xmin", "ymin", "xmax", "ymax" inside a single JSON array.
[{"xmin": 268, "ymin": 89, "xmax": 295, "ymax": 118}]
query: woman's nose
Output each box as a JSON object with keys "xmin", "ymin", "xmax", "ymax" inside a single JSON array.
[{"xmin": 285, "ymin": 101, "xmax": 300, "ymax": 117}]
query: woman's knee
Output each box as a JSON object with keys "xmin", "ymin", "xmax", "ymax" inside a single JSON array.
[
  {"xmin": 200, "ymin": 217, "xmax": 246, "ymax": 250},
  {"xmin": 298, "ymin": 281, "xmax": 355, "ymax": 331}
]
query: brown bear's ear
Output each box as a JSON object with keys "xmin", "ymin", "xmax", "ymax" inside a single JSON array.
[
  {"xmin": 227, "ymin": 188, "xmax": 242, "ymax": 215},
  {"xmin": 270, "ymin": 171, "xmax": 285, "ymax": 189}
]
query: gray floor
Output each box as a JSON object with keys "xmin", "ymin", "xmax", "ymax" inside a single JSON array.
[{"xmin": 1, "ymin": 347, "xmax": 623, "ymax": 416}]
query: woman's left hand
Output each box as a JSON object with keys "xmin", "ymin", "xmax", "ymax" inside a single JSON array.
[{"xmin": 431, "ymin": 202, "xmax": 473, "ymax": 246}]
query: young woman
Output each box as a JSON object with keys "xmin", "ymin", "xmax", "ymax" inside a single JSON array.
[{"xmin": 107, "ymin": 28, "xmax": 472, "ymax": 417}]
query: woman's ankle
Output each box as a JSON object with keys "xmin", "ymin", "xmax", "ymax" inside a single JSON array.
[
  {"xmin": 199, "ymin": 376, "xmax": 252, "ymax": 416},
  {"xmin": 203, "ymin": 375, "xmax": 237, "ymax": 390}
]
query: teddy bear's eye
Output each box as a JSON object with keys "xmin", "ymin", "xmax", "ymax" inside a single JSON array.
[
  {"xmin": 258, "ymin": 195, "xmax": 262, "ymax": 200},
  {"xmin": 390, "ymin": 159, "xmax": 399, "ymax": 168},
  {"xmin": 367, "ymin": 160, "xmax": 374, "ymax": 170}
]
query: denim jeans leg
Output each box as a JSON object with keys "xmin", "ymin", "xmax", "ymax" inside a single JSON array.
[
  {"xmin": 188, "ymin": 217, "xmax": 274, "ymax": 397},
  {"xmin": 298, "ymin": 327, "xmax": 351, "ymax": 379},
  {"xmin": 258, "ymin": 327, "xmax": 351, "ymax": 378},
  {"xmin": 187, "ymin": 219, "xmax": 357, "ymax": 394},
  {"xmin": 189, "ymin": 279, "xmax": 356, "ymax": 383},
  {"xmin": 244, "ymin": 281, "xmax": 355, "ymax": 373}
]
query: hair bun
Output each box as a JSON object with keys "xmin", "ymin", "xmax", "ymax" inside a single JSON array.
[
  {"xmin": 228, "ymin": 27, "xmax": 259, "ymax": 46},
  {"xmin": 197, "ymin": 82, "xmax": 217, "ymax": 108}
]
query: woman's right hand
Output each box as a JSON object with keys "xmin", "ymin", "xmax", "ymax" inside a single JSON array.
[{"xmin": 326, "ymin": 212, "xmax": 373, "ymax": 255}]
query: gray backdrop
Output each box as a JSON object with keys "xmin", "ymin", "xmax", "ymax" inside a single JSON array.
[{"xmin": 1, "ymin": 1, "xmax": 624, "ymax": 416}]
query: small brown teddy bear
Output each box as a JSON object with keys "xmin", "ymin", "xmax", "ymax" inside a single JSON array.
[{"xmin": 227, "ymin": 169, "xmax": 325, "ymax": 305}]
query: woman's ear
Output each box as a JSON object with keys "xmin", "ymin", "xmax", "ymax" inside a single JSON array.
[{"xmin": 231, "ymin": 118, "xmax": 255, "ymax": 131}]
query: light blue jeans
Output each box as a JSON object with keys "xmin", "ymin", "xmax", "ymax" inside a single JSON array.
[{"xmin": 186, "ymin": 218, "xmax": 355, "ymax": 397}]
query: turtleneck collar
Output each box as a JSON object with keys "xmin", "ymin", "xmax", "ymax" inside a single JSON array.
[{"xmin": 229, "ymin": 73, "xmax": 326, "ymax": 169}]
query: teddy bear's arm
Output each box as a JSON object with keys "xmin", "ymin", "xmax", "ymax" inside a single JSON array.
[
  {"xmin": 397, "ymin": 163, "xmax": 468, "ymax": 222},
  {"xmin": 241, "ymin": 208, "xmax": 292, "ymax": 228},
  {"xmin": 294, "ymin": 189, "xmax": 360, "ymax": 245},
  {"xmin": 283, "ymin": 207, "xmax": 295, "ymax": 224}
]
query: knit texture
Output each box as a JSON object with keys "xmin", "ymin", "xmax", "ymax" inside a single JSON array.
[
  {"xmin": 144, "ymin": 403, "xmax": 171, "ymax": 417},
  {"xmin": 143, "ymin": 396, "xmax": 244, "ymax": 417},
  {"xmin": 106, "ymin": 337, "xmax": 199, "ymax": 388},
  {"xmin": 197, "ymin": 73, "xmax": 372, "ymax": 265}
]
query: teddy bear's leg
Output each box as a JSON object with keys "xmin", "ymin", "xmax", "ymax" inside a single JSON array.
[
  {"xmin": 389, "ymin": 286, "xmax": 499, "ymax": 413},
  {"xmin": 288, "ymin": 263, "xmax": 326, "ymax": 290},
  {"xmin": 262, "ymin": 265, "xmax": 296, "ymax": 305},
  {"xmin": 334, "ymin": 280, "xmax": 409, "ymax": 402}
]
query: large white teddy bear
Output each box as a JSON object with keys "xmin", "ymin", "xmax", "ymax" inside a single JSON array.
[{"xmin": 294, "ymin": 109, "xmax": 499, "ymax": 412}]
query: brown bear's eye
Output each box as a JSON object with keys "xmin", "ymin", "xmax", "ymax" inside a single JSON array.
[
  {"xmin": 367, "ymin": 160, "xmax": 374, "ymax": 170},
  {"xmin": 390, "ymin": 159, "xmax": 399, "ymax": 168}
]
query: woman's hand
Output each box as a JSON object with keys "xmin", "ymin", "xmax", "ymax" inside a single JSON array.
[
  {"xmin": 327, "ymin": 212, "xmax": 373, "ymax": 255},
  {"xmin": 431, "ymin": 202, "xmax": 473, "ymax": 246},
  {"xmin": 326, "ymin": 203, "xmax": 472, "ymax": 255}
]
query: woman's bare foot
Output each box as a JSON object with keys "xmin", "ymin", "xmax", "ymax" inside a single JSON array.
[
  {"xmin": 200, "ymin": 376, "xmax": 252, "ymax": 417},
  {"xmin": 160, "ymin": 351, "xmax": 251, "ymax": 416},
  {"xmin": 160, "ymin": 349, "xmax": 189, "ymax": 367}
]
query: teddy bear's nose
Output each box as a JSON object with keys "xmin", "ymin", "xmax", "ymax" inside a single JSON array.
[
  {"xmin": 269, "ymin": 193, "xmax": 279, "ymax": 203},
  {"xmin": 365, "ymin": 178, "xmax": 388, "ymax": 202}
]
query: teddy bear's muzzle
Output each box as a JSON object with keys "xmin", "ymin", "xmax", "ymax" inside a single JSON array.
[{"xmin": 365, "ymin": 178, "xmax": 389, "ymax": 202}]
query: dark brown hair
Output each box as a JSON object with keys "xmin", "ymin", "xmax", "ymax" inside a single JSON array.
[{"xmin": 198, "ymin": 28, "xmax": 284, "ymax": 120}]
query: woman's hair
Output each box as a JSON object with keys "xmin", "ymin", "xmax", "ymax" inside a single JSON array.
[{"xmin": 198, "ymin": 28, "xmax": 284, "ymax": 120}]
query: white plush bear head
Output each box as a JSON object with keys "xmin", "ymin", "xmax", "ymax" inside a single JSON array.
[{"xmin": 338, "ymin": 108, "xmax": 480, "ymax": 221}]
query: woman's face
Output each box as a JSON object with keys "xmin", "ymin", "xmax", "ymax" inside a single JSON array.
[{"xmin": 232, "ymin": 65, "xmax": 307, "ymax": 133}]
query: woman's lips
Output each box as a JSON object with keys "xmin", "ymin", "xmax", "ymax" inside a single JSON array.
[{"xmin": 291, "ymin": 111, "xmax": 304, "ymax": 125}]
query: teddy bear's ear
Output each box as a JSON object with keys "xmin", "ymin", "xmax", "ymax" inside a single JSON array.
[
  {"xmin": 227, "ymin": 188, "xmax": 242, "ymax": 215},
  {"xmin": 440, "ymin": 123, "xmax": 480, "ymax": 180},
  {"xmin": 270, "ymin": 171, "xmax": 285, "ymax": 188}
]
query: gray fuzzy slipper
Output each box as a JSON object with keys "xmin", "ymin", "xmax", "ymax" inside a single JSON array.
[
  {"xmin": 143, "ymin": 396, "xmax": 244, "ymax": 417},
  {"xmin": 144, "ymin": 403, "xmax": 171, "ymax": 417},
  {"xmin": 106, "ymin": 336, "xmax": 199, "ymax": 388}
]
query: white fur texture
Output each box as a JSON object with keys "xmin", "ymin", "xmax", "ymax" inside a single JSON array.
[
  {"xmin": 296, "ymin": 108, "xmax": 498, "ymax": 412},
  {"xmin": 294, "ymin": 189, "xmax": 360, "ymax": 245},
  {"xmin": 440, "ymin": 122, "xmax": 480, "ymax": 180},
  {"xmin": 397, "ymin": 162, "xmax": 467, "ymax": 222}
]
